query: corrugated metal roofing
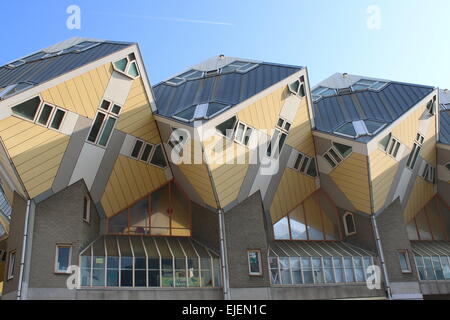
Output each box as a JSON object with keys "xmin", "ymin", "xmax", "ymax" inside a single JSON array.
[
  {"xmin": 152, "ymin": 62, "xmax": 302, "ymax": 125},
  {"xmin": 412, "ymin": 241, "xmax": 450, "ymax": 256},
  {"xmin": 0, "ymin": 40, "xmax": 131, "ymax": 91},
  {"xmin": 269, "ymin": 241, "xmax": 376, "ymax": 257},
  {"xmin": 313, "ymin": 82, "xmax": 434, "ymax": 142},
  {"xmin": 439, "ymin": 107, "xmax": 450, "ymax": 145}
]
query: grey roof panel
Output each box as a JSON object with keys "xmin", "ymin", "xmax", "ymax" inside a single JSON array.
[
  {"xmin": 270, "ymin": 241, "xmax": 376, "ymax": 257},
  {"xmin": 440, "ymin": 109, "xmax": 450, "ymax": 145},
  {"xmin": 0, "ymin": 41, "xmax": 131, "ymax": 92},
  {"xmin": 313, "ymin": 82, "xmax": 434, "ymax": 142},
  {"xmin": 153, "ymin": 63, "xmax": 302, "ymax": 124}
]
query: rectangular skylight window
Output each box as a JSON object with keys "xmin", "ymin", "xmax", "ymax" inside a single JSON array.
[
  {"xmin": 193, "ymin": 103, "xmax": 208, "ymax": 119},
  {"xmin": 353, "ymin": 120, "xmax": 367, "ymax": 136}
]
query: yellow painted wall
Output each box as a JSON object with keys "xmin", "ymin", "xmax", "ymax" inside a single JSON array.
[
  {"xmin": 421, "ymin": 115, "xmax": 437, "ymax": 165},
  {"xmin": 391, "ymin": 102, "xmax": 426, "ymax": 147},
  {"xmin": 0, "ymin": 117, "xmax": 69, "ymax": 198},
  {"xmin": 176, "ymin": 139, "xmax": 217, "ymax": 208},
  {"xmin": 204, "ymin": 134, "xmax": 250, "ymax": 208},
  {"xmin": 100, "ymin": 155, "xmax": 168, "ymax": 217},
  {"xmin": 403, "ymin": 177, "xmax": 436, "ymax": 223},
  {"xmin": 270, "ymin": 168, "xmax": 317, "ymax": 223},
  {"xmin": 330, "ymin": 152, "xmax": 371, "ymax": 214},
  {"xmin": 236, "ymin": 86, "xmax": 286, "ymax": 130},
  {"xmin": 286, "ymin": 98, "xmax": 316, "ymax": 157},
  {"xmin": 116, "ymin": 77, "xmax": 161, "ymax": 144},
  {"xmin": 369, "ymin": 149, "xmax": 399, "ymax": 212},
  {"xmin": 41, "ymin": 63, "xmax": 113, "ymax": 119}
]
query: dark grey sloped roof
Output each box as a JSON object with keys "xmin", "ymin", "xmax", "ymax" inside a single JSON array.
[
  {"xmin": 152, "ymin": 63, "xmax": 302, "ymax": 124},
  {"xmin": 439, "ymin": 108, "xmax": 450, "ymax": 145},
  {"xmin": 313, "ymin": 82, "xmax": 434, "ymax": 142},
  {"xmin": 0, "ymin": 41, "xmax": 132, "ymax": 90}
]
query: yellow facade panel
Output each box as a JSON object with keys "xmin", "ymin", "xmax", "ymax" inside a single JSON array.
[
  {"xmin": 270, "ymin": 168, "xmax": 317, "ymax": 223},
  {"xmin": 286, "ymin": 98, "xmax": 315, "ymax": 156},
  {"xmin": 330, "ymin": 152, "xmax": 371, "ymax": 214},
  {"xmin": 403, "ymin": 177, "xmax": 436, "ymax": 223}
]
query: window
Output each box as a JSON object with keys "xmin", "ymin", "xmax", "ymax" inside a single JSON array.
[
  {"xmin": 323, "ymin": 142, "xmax": 353, "ymax": 168},
  {"xmin": 422, "ymin": 164, "xmax": 436, "ymax": 184},
  {"xmin": 87, "ymin": 100, "xmax": 121, "ymax": 147},
  {"xmin": 234, "ymin": 122, "xmax": 254, "ymax": 147},
  {"xmin": 11, "ymin": 96, "xmax": 42, "ymax": 121},
  {"xmin": 351, "ymin": 79, "xmax": 387, "ymax": 91},
  {"xmin": 288, "ymin": 78, "xmax": 306, "ymax": 97},
  {"xmin": 83, "ymin": 196, "xmax": 91, "ymax": 223},
  {"xmin": 426, "ymin": 96, "xmax": 436, "ymax": 115},
  {"xmin": 220, "ymin": 61, "xmax": 259, "ymax": 74},
  {"xmin": 174, "ymin": 102, "xmax": 230, "ymax": 122},
  {"xmin": 343, "ymin": 212, "xmax": 356, "ymax": 236},
  {"xmin": 150, "ymin": 145, "xmax": 168, "ymax": 168},
  {"xmin": 398, "ymin": 250, "xmax": 412, "ymax": 273},
  {"xmin": 266, "ymin": 118, "xmax": 292, "ymax": 158},
  {"xmin": 292, "ymin": 151, "xmax": 317, "ymax": 178},
  {"xmin": 216, "ymin": 116, "xmax": 238, "ymax": 139},
  {"xmin": 334, "ymin": 120, "xmax": 386, "ymax": 139},
  {"xmin": 379, "ymin": 133, "xmax": 401, "ymax": 158},
  {"xmin": 311, "ymin": 86, "xmax": 337, "ymax": 101},
  {"xmin": 248, "ymin": 250, "xmax": 262, "ymax": 276},
  {"xmin": 113, "ymin": 53, "xmax": 140, "ymax": 79},
  {"xmin": 168, "ymin": 128, "xmax": 187, "ymax": 151},
  {"xmin": 7, "ymin": 250, "xmax": 16, "ymax": 280},
  {"xmin": 55, "ymin": 245, "xmax": 72, "ymax": 273},
  {"xmin": 406, "ymin": 133, "xmax": 424, "ymax": 170},
  {"xmin": 0, "ymin": 82, "xmax": 35, "ymax": 100}
]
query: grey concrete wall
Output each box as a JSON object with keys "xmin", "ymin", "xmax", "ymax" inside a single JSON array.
[
  {"xmin": 28, "ymin": 180, "xmax": 100, "ymax": 289},
  {"xmin": 191, "ymin": 201, "xmax": 220, "ymax": 251},
  {"xmin": 338, "ymin": 209, "xmax": 377, "ymax": 252},
  {"xmin": 224, "ymin": 192, "xmax": 271, "ymax": 290},
  {"xmin": 3, "ymin": 192, "xmax": 27, "ymax": 296},
  {"xmin": 270, "ymin": 284, "xmax": 385, "ymax": 300},
  {"xmin": 75, "ymin": 288, "xmax": 223, "ymax": 300}
]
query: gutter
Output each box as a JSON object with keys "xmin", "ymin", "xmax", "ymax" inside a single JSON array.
[
  {"xmin": 371, "ymin": 215, "xmax": 392, "ymax": 300},
  {"xmin": 17, "ymin": 200, "xmax": 31, "ymax": 300}
]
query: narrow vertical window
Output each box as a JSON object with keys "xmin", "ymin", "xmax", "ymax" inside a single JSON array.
[
  {"xmin": 398, "ymin": 250, "xmax": 412, "ymax": 273},
  {"xmin": 7, "ymin": 250, "xmax": 16, "ymax": 280},
  {"xmin": 343, "ymin": 212, "xmax": 356, "ymax": 236},
  {"xmin": 50, "ymin": 109, "xmax": 66, "ymax": 130},
  {"xmin": 87, "ymin": 100, "xmax": 121, "ymax": 147},
  {"xmin": 83, "ymin": 196, "xmax": 91, "ymax": 223},
  {"xmin": 247, "ymin": 250, "xmax": 262, "ymax": 276},
  {"xmin": 55, "ymin": 245, "xmax": 72, "ymax": 273}
]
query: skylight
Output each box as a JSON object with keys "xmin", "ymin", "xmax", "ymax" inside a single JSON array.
[
  {"xmin": 351, "ymin": 79, "xmax": 387, "ymax": 91},
  {"xmin": 166, "ymin": 69, "xmax": 204, "ymax": 86},
  {"xmin": 312, "ymin": 86, "xmax": 337, "ymax": 101},
  {"xmin": 173, "ymin": 101, "xmax": 230, "ymax": 122},
  {"xmin": 0, "ymin": 82, "xmax": 35, "ymax": 100},
  {"xmin": 334, "ymin": 119, "xmax": 386, "ymax": 139},
  {"xmin": 221, "ymin": 61, "xmax": 259, "ymax": 74}
]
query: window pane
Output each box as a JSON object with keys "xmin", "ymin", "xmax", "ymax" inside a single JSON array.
[
  {"xmin": 12, "ymin": 96, "xmax": 41, "ymax": 120},
  {"xmin": 111, "ymin": 104, "xmax": 121, "ymax": 115},
  {"xmin": 279, "ymin": 257, "xmax": 291, "ymax": 284},
  {"xmin": 128, "ymin": 61, "xmax": 139, "ymax": 77},
  {"xmin": 216, "ymin": 116, "xmax": 237, "ymax": 137},
  {"xmin": 108, "ymin": 210, "xmax": 128, "ymax": 234},
  {"xmin": 273, "ymin": 216, "xmax": 290, "ymax": 240},
  {"xmin": 100, "ymin": 100, "xmax": 111, "ymax": 111},
  {"xmin": 140, "ymin": 144, "xmax": 153, "ymax": 162},
  {"xmin": 87, "ymin": 112, "xmax": 106, "ymax": 143},
  {"xmin": 57, "ymin": 247, "xmax": 71, "ymax": 272},
  {"xmin": 423, "ymin": 257, "xmax": 436, "ymax": 280},
  {"xmin": 150, "ymin": 145, "xmax": 167, "ymax": 168},
  {"xmin": 301, "ymin": 258, "xmax": 314, "ymax": 284},
  {"xmin": 37, "ymin": 104, "xmax": 53, "ymax": 125},
  {"xmin": 50, "ymin": 109, "xmax": 65, "ymax": 130},
  {"xmin": 248, "ymin": 251, "xmax": 261, "ymax": 274},
  {"xmin": 114, "ymin": 58, "xmax": 128, "ymax": 72},
  {"xmin": 107, "ymin": 256, "xmax": 119, "ymax": 287},
  {"xmin": 120, "ymin": 257, "xmax": 133, "ymax": 287},
  {"xmin": 235, "ymin": 123, "xmax": 245, "ymax": 142},
  {"xmin": 131, "ymin": 140, "xmax": 144, "ymax": 158},
  {"xmin": 98, "ymin": 116, "xmax": 116, "ymax": 146}
]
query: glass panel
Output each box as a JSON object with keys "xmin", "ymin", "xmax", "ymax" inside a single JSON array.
[
  {"xmin": 161, "ymin": 258, "xmax": 174, "ymax": 287},
  {"xmin": 335, "ymin": 122, "xmax": 356, "ymax": 137},
  {"xmin": 378, "ymin": 134, "xmax": 391, "ymax": 151},
  {"xmin": 107, "ymin": 256, "xmax": 119, "ymax": 286},
  {"xmin": 415, "ymin": 256, "xmax": 426, "ymax": 281},
  {"xmin": 312, "ymin": 258, "xmax": 324, "ymax": 284},
  {"xmin": 301, "ymin": 258, "xmax": 314, "ymax": 284},
  {"xmin": 140, "ymin": 144, "xmax": 153, "ymax": 162},
  {"xmin": 80, "ymin": 255, "xmax": 91, "ymax": 286},
  {"xmin": 57, "ymin": 247, "xmax": 70, "ymax": 272},
  {"xmin": 324, "ymin": 154, "xmax": 336, "ymax": 168},
  {"xmin": 333, "ymin": 257, "xmax": 345, "ymax": 283},
  {"xmin": 406, "ymin": 220, "xmax": 419, "ymax": 240},
  {"xmin": 150, "ymin": 145, "xmax": 167, "ymax": 168},
  {"xmin": 127, "ymin": 61, "xmax": 139, "ymax": 77},
  {"xmin": 175, "ymin": 105, "xmax": 196, "ymax": 121},
  {"xmin": 303, "ymin": 197, "xmax": 325, "ymax": 240},
  {"xmin": 216, "ymin": 116, "xmax": 237, "ymax": 138},
  {"xmin": 294, "ymin": 154, "xmax": 303, "ymax": 170},
  {"xmin": 131, "ymin": 140, "xmax": 143, "ymax": 158},
  {"xmin": 289, "ymin": 206, "xmax": 308, "ymax": 240},
  {"xmin": 92, "ymin": 256, "xmax": 105, "ymax": 286},
  {"xmin": 12, "ymin": 96, "xmax": 41, "ymax": 120},
  {"xmin": 100, "ymin": 100, "xmax": 111, "ymax": 111},
  {"xmin": 114, "ymin": 58, "xmax": 128, "ymax": 72},
  {"xmin": 423, "ymin": 256, "xmax": 436, "ymax": 280},
  {"xmin": 201, "ymin": 258, "xmax": 213, "ymax": 287},
  {"xmin": 415, "ymin": 210, "xmax": 432, "ymax": 240},
  {"xmin": 306, "ymin": 159, "xmax": 317, "ymax": 177},
  {"xmin": 364, "ymin": 120, "xmax": 385, "ymax": 134},
  {"xmin": 426, "ymin": 198, "xmax": 446, "ymax": 240},
  {"xmin": 291, "ymin": 257, "xmax": 302, "ymax": 284},
  {"xmin": 87, "ymin": 112, "xmax": 106, "ymax": 143},
  {"xmin": 440, "ymin": 257, "xmax": 450, "ymax": 280},
  {"xmin": 213, "ymin": 258, "xmax": 222, "ymax": 287},
  {"xmin": 148, "ymin": 258, "xmax": 160, "ymax": 287},
  {"xmin": 111, "ymin": 104, "xmax": 121, "ymax": 115},
  {"xmin": 37, "ymin": 104, "xmax": 53, "ymax": 125},
  {"xmin": 323, "ymin": 257, "xmax": 335, "ymax": 283},
  {"xmin": 98, "ymin": 116, "xmax": 116, "ymax": 146},
  {"xmin": 187, "ymin": 258, "xmax": 200, "ymax": 287},
  {"xmin": 235, "ymin": 123, "xmax": 245, "ymax": 143},
  {"xmin": 432, "ymin": 256, "xmax": 444, "ymax": 280},
  {"xmin": 273, "ymin": 216, "xmax": 290, "ymax": 240},
  {"xmin": 344, "ymin": 257, "xmax": 355, "ymax": 282},
  {"xmin": 333, "ymin": 142, "xmax": 352, "ymax": 158},
  {"xmin": 120, "ymin": 257, "xmax": 133, "ymax": 287},
  {"xmin": 243, "ymin": 127, "xmax": 253, "ymax": 146},
  {"xmin": 279, "ymin": 257, "xmax": 291, "ymax": 285},
  {"xmin": 248, "ymin": 251, "xmax": 261, "ymax": 274},
  {"xmin": 175, "ymin": 258, "xmax": 187, "ymax": 287},
  {"xmin": 206, "ymin": 102, "xmax": 228, "ymax": 118}
]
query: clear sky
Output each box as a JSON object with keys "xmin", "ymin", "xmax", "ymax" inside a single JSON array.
[{"xmin": 2, "ymin": 0, "xmax": 450, "ymax": 88}]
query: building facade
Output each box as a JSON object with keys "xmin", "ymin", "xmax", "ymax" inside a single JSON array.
[{"xmin": 0, "ymin": 38, "xmax": 448, "ymax": 300}]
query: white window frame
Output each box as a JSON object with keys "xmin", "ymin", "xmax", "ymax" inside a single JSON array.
[
  {"xmin": 234, "ymin": 121, "xmax": 254, "ymax": 147},
  {"xmin": 130, "ymin": 138, "xmax": 157, "ymax": 165},
  {"xmin": 351, "ymin": 79, "xmax": 388, "ymax": 92},
  {"xmin": 323, "ymin": 147, "xmax": 343, "ymax": 168},
  {"xmin": 266, "ymin": 128, "xmax": 288, "ymax": 159},
  {"xmin": 83, "ymin": 195, "xmax": 91, "ymax": 223},
  {"xmin": 47, "ymin": 106, "xmax": 67, "ymax": 131},
  {"xmin": 87, "ymin": 100, "xmax": 122, "ymax": 148},
  {"xmin": 148, "ymin": 144, "xmax": 168, "ymax": 169},
  {"xmin": 291, "ymin": 151, "xmax": 317, "ymax": 178},
  {"xmin": 112, "ymin": 54, "xmax": 140, "ymax": 79},
  {"xmin": 247, "ymin": 249, "xmax": 263, "ymax": 276},
  {"xmin": 397, "ymin": 250, "xmax": 412, "ymax": 273},
  {"xmin": 55, "ymin": 244, "xmax": 73, "ymax": 274},
  {"xmin": 421, "ymin": 164, "xmax": 436, "ymax": 184},
  {"xmin": 343, "ymin": 212, "xmax": 357, "ymax": 236},
  {"xmin": 386, "ymin": 137, "xmax": 401, "ymax": 159},
  {"xmin": 7, "ymin": 250, "xmax": 16, "ymax": 280},
  {"xmin": 276, "ymin": 117, "xmax": 292, "ymax": 133},
  {"xmin": 288, "ymin": 79, "xmax": 306, "ymax": 97}
]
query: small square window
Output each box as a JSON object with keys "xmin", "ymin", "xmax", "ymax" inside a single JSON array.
[
  {"xmin": 398, "ymin": 250, "xmax": 412, "ymax": 273},
  {"xmin": 247, "ymin": 250, "xmax": 262, "ymax": 276},
  {"xmin": 55, "ymin": 245, "xmax": 72, "ymax": 273}
]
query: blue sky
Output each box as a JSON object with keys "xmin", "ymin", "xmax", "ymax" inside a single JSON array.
[{"xmin": 2, "ymin": 0, "xmax": 450, "ymax": 88}]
